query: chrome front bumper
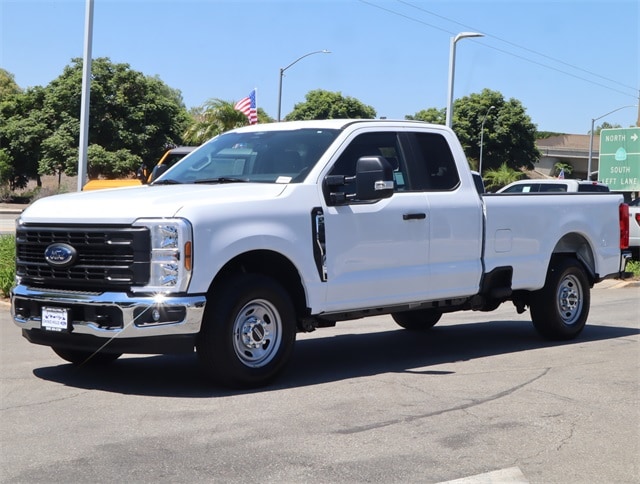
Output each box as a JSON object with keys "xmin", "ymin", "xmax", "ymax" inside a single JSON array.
[{"xmin": 11, "ymin": 284, "xmax": 207, "ymax": 339}]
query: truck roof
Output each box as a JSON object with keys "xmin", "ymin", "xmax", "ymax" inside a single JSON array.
[
  {"xmin": 497, "ymin": 179, "xmax": 610, "ymax": 193},
  {"xmin": 231, "ymin": 119, "xmax": 444, "ymax": 132},
  {"xmin": 167, "ymin": 146, "xmax": 198, "ymax": 155}
]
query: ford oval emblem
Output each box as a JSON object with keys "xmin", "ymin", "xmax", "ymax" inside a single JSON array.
[{"xmin": 44, "ymin": 243, "xmax": 77, "ymax": 268}]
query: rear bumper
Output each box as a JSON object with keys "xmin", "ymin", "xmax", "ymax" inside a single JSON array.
[
  {"xmin": 11, "ymin": 285, "xmax": 207, "ymax": 353},
  {"xmin": 618, "ymin": 251, "xmax": 633, "ymax": 279}
]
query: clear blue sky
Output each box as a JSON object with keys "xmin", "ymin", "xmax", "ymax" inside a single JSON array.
[{"xmin": 2, "ymin": 0, "xmax": 638, "ymax": 134}]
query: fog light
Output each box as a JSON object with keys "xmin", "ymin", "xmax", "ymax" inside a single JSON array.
[{"xmin": 133, "ymin": 306, "xmax": 187, "ymax": 327}]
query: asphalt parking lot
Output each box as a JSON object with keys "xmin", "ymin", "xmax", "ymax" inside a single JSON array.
[{"xmin": 1, "ymin": 282, "xmax": 638, "ymax": 484}]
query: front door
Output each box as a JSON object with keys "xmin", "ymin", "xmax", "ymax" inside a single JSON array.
[{"xmin": 321, "ymin": 130, "xmax": 432, "ymax": 312}]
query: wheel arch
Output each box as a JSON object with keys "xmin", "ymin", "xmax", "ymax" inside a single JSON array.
[
  {"xmin": 208, "ymin": 249, "xmax": 308, "ymax": 318},
  {"xmin": 551, "ymin": 232, "xmax": 596, "ymax": 284}
]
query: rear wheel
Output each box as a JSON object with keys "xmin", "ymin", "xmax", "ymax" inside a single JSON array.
[
  {"xmin": 392, "ymin": 309, "xmax": 442, "ymax": 331},
  {"xmin": 52, "ymin": 347, "xmax": 122, "ymax": 366},
  {"xmin": 530, "ymin": 257, "xmax": 590, "ymax": 340},
  {"xmin": 196, "ymin": 274, "xmax": 296, "ymax": 388}
]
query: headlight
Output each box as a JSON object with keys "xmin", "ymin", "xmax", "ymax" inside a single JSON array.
[{"xmin": 132, "ymin": 218, "xmax": 193, "ymax": 293}]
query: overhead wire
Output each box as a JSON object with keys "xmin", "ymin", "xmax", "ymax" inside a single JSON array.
[
  {"xmin": 356, "ymin": 0, "xmax": 638, "ymax": 100},
  {"xmin": 396, "ymin": 0, "xmax": 637, "ymax": 94}
]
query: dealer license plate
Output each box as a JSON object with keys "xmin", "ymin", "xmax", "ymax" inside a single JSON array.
[{"xmin": 41, "ymin": 307, "xmax": 69, "ymax": 332}]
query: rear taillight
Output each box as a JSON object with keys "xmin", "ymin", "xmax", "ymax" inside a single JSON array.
[
  {"xmin": 620, "ymin": 203, "xmax": 629, "ymax": 249},
  {"xmin": 635, "ymin": 213, "xmax": 640, "ymax": 227}
]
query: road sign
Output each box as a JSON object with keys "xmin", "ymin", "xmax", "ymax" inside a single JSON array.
[{"xmin": 598, "ymin": 127, "xmax": 640, "ymax": 191}]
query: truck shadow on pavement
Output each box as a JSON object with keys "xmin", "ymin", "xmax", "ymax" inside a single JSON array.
[{"xmin": 32, "ymin": 320, "xmax": 639, "ymax": 398}]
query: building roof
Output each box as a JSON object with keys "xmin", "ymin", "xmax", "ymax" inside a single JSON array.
[{"xmin": 536, "ymin": 134, "xmax": 599, "ymax": 160}]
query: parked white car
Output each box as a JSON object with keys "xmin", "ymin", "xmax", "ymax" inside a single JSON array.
[{"xmin": 497, "ymin": 179, "xmax": 610, "ymax": 193}]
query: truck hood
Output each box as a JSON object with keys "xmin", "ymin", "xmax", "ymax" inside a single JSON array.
[{"xmin": 20, "ymin": 183, "xmax": 289, "ymax": 224}]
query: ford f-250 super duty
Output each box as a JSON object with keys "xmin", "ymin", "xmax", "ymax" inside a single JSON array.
[{"xmin": 11, "ymin": 120, "xmax": 631, "ymax": 388}]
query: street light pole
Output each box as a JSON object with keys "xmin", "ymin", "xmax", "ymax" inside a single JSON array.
[
  {"xmin": 479, "ymin": 105, "xmax": 495, "ymax": 176},
  {"xmin": 277, "ymin": 50, "xmax": 330, "ymax": 122},
  {"xmin": 587, "ymin": 104, "xmax": 638, "ymax": 180},
  {"xmin": 77, "ymin": 0, "xmax": 94, "ymax": 191},
  {"xmin": 446, "ymin": 32, "xmax": 484, "ymax": 128}
]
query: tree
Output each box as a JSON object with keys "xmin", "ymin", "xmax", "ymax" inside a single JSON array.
[
  {"xmin": 0, "ymin": 149, "xmax": 11, "ymax": 188},
  {"xmin": 407, "ymin": 89, "xmax": 539, "ymax": 172},
  {"xmin": 286, "ymin": 89, "xmax": 376, "ymax": 120},
  {"xmin": 182, "ymin": 100, "xmax": 274, "ymax": 145},
  {"xmin": 0, "ymin": 59, "xmax": 190, "ymax": 183},
  {"xmin": 453, "ymin": 89, "xmax": 539, "ymax": 172},
  {"xmin": 405, "ymin": 107, "xmax": 445, "ymax": 124},
  {"xmin": 554, "ymin": 162, "xmax": 573, "ymax": 177},
  {"xmin": 483, "ymin": 162, "xmax": 525, "ymax": 192},
  {"xmin": 537, "ymin": 131, "xmax": 565, "ymax": 139},
  {"xmin": 0, "ymin": 68, "xmax": 22, "ymax": 99},
  {"xmin": 0, "ymin": 85, "xmax": 50, "ymax": 187},
  {"xmin": 37, "ymin": 58, "xmax": 189, "ymax": 177},
  {"xmin": 85, "ymin": 145, "xmax": 142, "ymax": 179},
  {"xmin": 593, "ymin": 121, "xmax": 621, "ymax": 135}
]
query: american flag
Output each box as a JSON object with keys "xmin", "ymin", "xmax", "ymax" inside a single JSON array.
[
  {"xmin": 558, "ymin": 168, "xmax": 565, "ymax": 179},
  {"xmin": 234, "ymin": 89, "xmax": 258, "ymax": 125}
]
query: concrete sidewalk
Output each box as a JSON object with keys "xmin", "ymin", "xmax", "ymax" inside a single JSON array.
[{"xmin": 0, "ymin": 203, "xmax": 27, "ymax": 214}]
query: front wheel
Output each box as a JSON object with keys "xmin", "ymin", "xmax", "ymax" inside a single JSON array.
[
  {"xmin": 196, "ymin": 274, "xmax": 297, "ymax": 388},
  {"xmin": 530, "ymin": 257, "xmax": 590, "ymax": 340}
]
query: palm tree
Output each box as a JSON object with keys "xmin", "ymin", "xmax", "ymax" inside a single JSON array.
[
  {"xmin": 483, "ymin": 162, "xmax": 524, "ymax": 192},
  {"xmin": 554, "ymin": 162, "xmax": 573, "ymax": 178},
  {"xmin": 183, "ymin": 99, "xmax": 248, "ymax": 145}
]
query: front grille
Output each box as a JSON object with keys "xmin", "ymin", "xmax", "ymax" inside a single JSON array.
[{"xmin": 16, "ymin": 225, "xmax": 150, "ymax": 290}]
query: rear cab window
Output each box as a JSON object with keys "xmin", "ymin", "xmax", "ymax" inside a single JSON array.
[
  {"xmin": 538, "ymin": 184, "xmax": 568, "ymax": 192},
  {"xmin": 578, "ymin": 184, "xmax": 609, "ymax": 192},
  {"xmin": 405, "ymin": 132, "xmax": 460, "ymax": 191}
]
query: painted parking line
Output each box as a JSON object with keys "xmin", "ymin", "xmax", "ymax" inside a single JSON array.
[{"xmin": 437, "ymin": 467, "xmax": 528, "ymax": 484}]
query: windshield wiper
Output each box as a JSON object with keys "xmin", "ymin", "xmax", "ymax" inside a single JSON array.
[
  {"xmin": 152, "ymin": 179, "xmax": 182, "ymax": 185},
  {"xmin": 194, "ymin": 177, "xmax": 248, "ymax": 184}
]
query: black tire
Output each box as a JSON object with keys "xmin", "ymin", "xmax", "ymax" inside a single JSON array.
[
  {"xmin": 530, "ymin": 257, "xmax": 590, "ymax": 340},
  {"xmin": 52, "ymin": 347, "xmax": 122, "ymax": 366},
  {"xmin": 392, "ymin": 309, "xmax": 442, "ymax": 331},
  {"xmin": 196, "ymin": 274, "xmax": 297, "ymax": 388}
]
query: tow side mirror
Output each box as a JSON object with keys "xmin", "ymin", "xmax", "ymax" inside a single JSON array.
[
  {"xmin": 150, "ymin": 164, "xmax": 169, "ymax": 183},
  {"xmin": 354, "ymin": 156, "xmax": 394, "ymax": 201}
]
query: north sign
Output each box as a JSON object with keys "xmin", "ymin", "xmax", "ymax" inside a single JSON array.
[{"xmin": 598, "ymin": 127, "xmax": 640, "ymax": 191}]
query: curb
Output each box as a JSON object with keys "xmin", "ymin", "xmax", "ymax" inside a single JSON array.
[
  {"xmin": 0, "ymin": 204, "xmax": 25, "ymax": 215},
  {"xmin": 604, "ymin": 280, "xmax": 640, "ymax": 289}
]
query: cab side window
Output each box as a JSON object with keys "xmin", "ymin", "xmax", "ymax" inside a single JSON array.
[
  {"xmin": 329, "ymin": 132, "xmax": 408, "ymax": 193},
  {"xmin": 408, "ymin": 132, "xmax": 460, "ymax": 191},
  {"xmin": 539, "ymin": 184, "xmax": 567, "ymax": 192},
  {"xmin": 503, "ymin": 184, "xmax": 533, "ymax": 193}
]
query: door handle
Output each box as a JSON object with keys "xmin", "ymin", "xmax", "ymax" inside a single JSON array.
[{"xmin": 403, "ymin": 213, "xmax": 426, "ymax": 220}]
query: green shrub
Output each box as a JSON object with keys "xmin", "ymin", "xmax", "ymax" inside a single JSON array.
[
  {"xmin": 627, "ymin": 259, "xmax": 640, "ymax": 279},
  {"xmin": 0, "ymin": 234, "xmax": 16, "ymax": 297}
]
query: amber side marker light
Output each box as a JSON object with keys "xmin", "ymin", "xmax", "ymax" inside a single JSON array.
[{"xmin": 184, "ymin": 241, "xmax": 193, "ymax": 271}]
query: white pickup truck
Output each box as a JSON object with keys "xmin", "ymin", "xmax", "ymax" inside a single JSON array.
[{"xmin": 11, "ymin": 120, "xmax": 631, "ymax": 388}]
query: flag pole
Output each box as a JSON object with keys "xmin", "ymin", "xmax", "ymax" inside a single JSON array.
[{"xmin": 254, "ymin": 87, "xmax": 258, "ymax": 123}]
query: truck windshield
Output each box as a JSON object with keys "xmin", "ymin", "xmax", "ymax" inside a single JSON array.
[{"xmin": 153, "ymin": 128, "xmax": 340, "ymax": 185}]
